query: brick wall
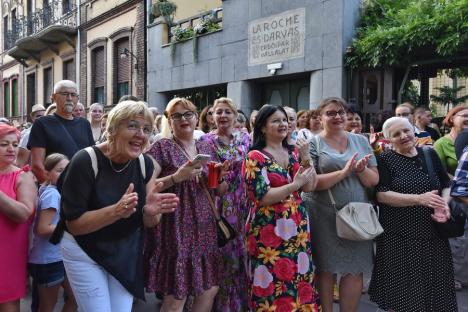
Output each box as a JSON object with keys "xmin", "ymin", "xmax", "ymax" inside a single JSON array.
[
  {"xmin": 79, "ymin": 31, "xmax": 87, "ymax": 106},
  {"xmin": 134, "ymin": 1, "xmax": 145, "ymax": 101}
]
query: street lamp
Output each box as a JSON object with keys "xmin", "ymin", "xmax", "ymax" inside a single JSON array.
[{"xmin": 120, "ymin": 48, "xmax": 138, "ymax": 71}]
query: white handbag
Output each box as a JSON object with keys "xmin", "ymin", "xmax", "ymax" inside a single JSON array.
[{"xmin": 314, "ymin": 136, "xmax": 384, "ymax": 241}]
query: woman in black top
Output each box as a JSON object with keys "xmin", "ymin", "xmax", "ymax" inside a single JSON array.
[
  {"xmin": 60, "ymin": 101, "xmax": 179, "ymax": 311},
  {"xmin": 368, "ymin": 116, "xmax": 457, "ymax": 311}
]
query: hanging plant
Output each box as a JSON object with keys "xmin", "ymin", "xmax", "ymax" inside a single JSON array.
[{"xmin": 151, "ymin": 0, "xmax": 177, "ymax": 25}]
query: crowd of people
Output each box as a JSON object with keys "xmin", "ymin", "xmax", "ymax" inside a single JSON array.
[{"xmin": 0, "ymin": 79, "xmax": 468, "ymax": 312}]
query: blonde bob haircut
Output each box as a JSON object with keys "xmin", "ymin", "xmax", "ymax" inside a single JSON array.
[
  {"xmin": 212, "ymin": 97, "xmax": 238, "ymax": 116},
  {"xmin": 106, "ymin": 100, "xmax": 154, "ymax": 150},
  {"xmin": 160, "ymin": 97, "xmax": 197, "ymax": 138},
  {"xmin": 382, "ymin": 117, "xmax": 414, "ymax": 139}
]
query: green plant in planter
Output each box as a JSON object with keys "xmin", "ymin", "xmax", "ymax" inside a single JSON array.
[
  {"xmin": 192, "ymin": 10, "xmax": 221, "ymax": 62},
  {"xmin": 152, "ymin": 0, "xmax": 177, "ymax": 25}
]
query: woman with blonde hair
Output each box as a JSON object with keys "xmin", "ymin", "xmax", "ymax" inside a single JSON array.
[
  {"xmin": 88, "ymin": 102, "xmax": 104, "ymax": 142},
  {"xmin": 146, "ymin": 97, "xmax": 228, "ymax": 312},
  {"xmin": 200, "ymin": 97, "xmax": 250, "ymax": 311},
  {"xmin": 59, "ymin": 101, "xmax": 178, "ymax": 311}
]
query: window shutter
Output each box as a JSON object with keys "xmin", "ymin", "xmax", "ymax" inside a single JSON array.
[
  {"xmin": 43, "ymin": 67, "xmax": 53, "ymax": 105},
  {"xmin": 63, "ymin": 59, "xmax": 75, "ymax": 81},
  {"xmin": 116, "ymin": 39, "xmax": 130, "ymax": 84},
  {"xmin": 93, "ymin": 47, "xmax": 105, "ymax": 88}
]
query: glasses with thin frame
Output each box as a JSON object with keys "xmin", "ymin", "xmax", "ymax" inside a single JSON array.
[
  {"xmin": 57, "ymin": 92, "xmax": 79, "ymax": 98},
  {"xmin": 126, "ymin": 120, "xmax": 153, "ymax": 136}
]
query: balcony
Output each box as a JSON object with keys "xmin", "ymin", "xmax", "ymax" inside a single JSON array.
[{"xmin": 7, "ymin": 0, "xmax": 77, "ymax": 64}]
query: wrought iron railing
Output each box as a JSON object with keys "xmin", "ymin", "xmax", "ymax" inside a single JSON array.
[{"xmin": 6, "ymin": 0, "xmax": 77, "ymax": 48}]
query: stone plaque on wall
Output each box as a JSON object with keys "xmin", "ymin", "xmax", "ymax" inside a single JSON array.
[{"xmin": 248, "ymin": 8, "xmax": 305, "ymax": 66}]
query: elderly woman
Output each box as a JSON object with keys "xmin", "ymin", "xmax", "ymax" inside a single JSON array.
[
  {"xmin": 200, "ymin": 97, "xmax": 250, "ymax": 311},
  {"xmin": 243, "ymin": 105, "xmax": 320, "ymax": 311},
  {"xmin": 0, "ymin": 123, "xmax": 36, "ymax": 311},
  {"xmin": 434, "ymin": 105, "xmax": 468, "ymax": 177},
  {"xmin": 302, "ymin": 97, "xmax": 378, "ymax": 312},
  {"xmin": 59, "ymin": 101, "xmax": 178, "ymax": 311},
  {"xmin": 88, "ymin": 102, "xmax": 104, "ymax": 142},
  {"xmin": 368, "ymin": 117, "xmax": 457, "ymax": 311},
  {"xmin": 145, "ymin": 98, "xmax": 228, "ymax": 312}
]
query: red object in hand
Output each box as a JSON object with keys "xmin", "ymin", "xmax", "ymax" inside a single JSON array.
[{"xmin": 207, "ymin": 162, "xmax": 219, "ymax": 188}]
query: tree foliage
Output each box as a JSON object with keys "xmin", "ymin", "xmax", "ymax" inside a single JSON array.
[
  {"xmin": 430, "ymin": 85, "xmax": 468, "ymax": 112},
  {"xmin": 346, "ymin": 0, "xmax": 468, "ymax": 68}
]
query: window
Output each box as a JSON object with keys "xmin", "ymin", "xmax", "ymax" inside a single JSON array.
[
  {"xmin": 63, "ymin": 59, "xmax": 75, "ymax": 81},
  {"xmin": 27, "ymin": 73, "xmax": 36, "ymax": 117},
  {"xmin": 62, "ymin": 0, "xmax": 71, "ymax": 14},
  {"xmin": 43, "ymin": 67, "xmax": 53, "ymax": 105},
  {"xmin": 11, "ymin": 79, "xmax": 18, "ymax": 116},
  {"xmin": 114, "ymin": 38, "xmax": 130, "ymax": 103},
  {"xmin": 3, "ymin": 16, "xmax": 8, "ymax": 50},
  {"xmin": 92, "ymin": 46, "xmax": 105, "ymax": 103},
  {"xmin": 3, "ymin": 81, "xmax": 10, "ymax": 117}
]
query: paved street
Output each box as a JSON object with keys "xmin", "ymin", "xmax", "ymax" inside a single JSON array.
[{"xmin": 20, "ymin": 286, "xmax": 468, "ymax": 311}]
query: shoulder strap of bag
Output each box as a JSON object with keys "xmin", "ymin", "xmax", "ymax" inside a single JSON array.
[
  {"xmin": 314, "ymin": 136, "xmax": 338, "ymax": 211},
  {"xmin": 421, "ymin": 147, "xmax": 438, "ymax": 191},
  {"xmin": 84, "ymin": 146, "xmax": 146, "ymax": 179},
  {"xmin": 171, "ymin": 139, "xmax": 220, "ymax": 220}
]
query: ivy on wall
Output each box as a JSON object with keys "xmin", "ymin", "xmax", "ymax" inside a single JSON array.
[{"xmin": 346, "ymin": 0, "xmax": 468, "ymax": 68}]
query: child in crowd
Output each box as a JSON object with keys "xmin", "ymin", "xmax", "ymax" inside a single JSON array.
[{"xmin": 28, "ymin": 153, "xmax": 77, "ymax": 312}]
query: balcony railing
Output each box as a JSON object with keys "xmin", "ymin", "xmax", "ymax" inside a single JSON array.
[{"xmin": 7, "ymin": 0, "xmax": 77, "ymax": 47}]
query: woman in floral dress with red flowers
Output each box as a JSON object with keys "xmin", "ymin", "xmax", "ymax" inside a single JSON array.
[{"xmin": 243, "ymin": 105, "xmax": 320, "ymax": 312}]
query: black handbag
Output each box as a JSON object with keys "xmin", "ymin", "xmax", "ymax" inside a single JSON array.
[{"xmin": 422, "ymin": 147, "xmax": 467, "ymax": 238}]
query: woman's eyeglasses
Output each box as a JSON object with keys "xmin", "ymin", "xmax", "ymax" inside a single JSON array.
[
  {"xmin": 324, "ymin": 110, "xmax": 346, "ymax": 118},
  {"xmin": 127, "ymin": 120, "xmax": 152, "ymax": 135},
  {"xmin": 171, "ymin": 111, "xmax": 196, "ymax": 121}
]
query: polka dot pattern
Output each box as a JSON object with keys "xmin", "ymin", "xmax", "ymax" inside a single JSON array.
[{"xmin": 368, "ymin": 149, "xmax": 458, "ymax": 311}]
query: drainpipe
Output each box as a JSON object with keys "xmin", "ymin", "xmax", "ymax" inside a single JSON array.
[{"xmin": 75, "ymin": 0, "xmax": 80, "ymax": 90}]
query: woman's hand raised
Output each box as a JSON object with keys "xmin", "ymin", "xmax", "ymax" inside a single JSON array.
[
  {"xmin": 354, "ymin": 154, "xmax": 373, "ymax": 173},
  {"xmin": 114, "ymin": 183, "xmax": 139, "ymax": 219},
  {"xmin": 292, "ymin": 166, "xmax": 316, "ymax": 191},
  {"xmin": 145, "ymin": 181, "xmax": 179, "ymax": 216},
  {"xmin": 173, "ymin": 160, "xmax": 203, "ymax": 183},
  {"xmin": 295, "ymin": 138, "xmax": 310, "ymax": 160}
]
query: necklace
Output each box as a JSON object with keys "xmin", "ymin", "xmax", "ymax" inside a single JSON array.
[{"xmin": 109, "ymin": 158, "xmax": 132, "ymax": 173}]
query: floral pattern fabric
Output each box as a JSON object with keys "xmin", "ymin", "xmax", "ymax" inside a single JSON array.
[
  {"xmin": 200, "ymin": 130, "xmax": 251, "ymax": 312},
  {"xmin": 243, "ymin": 150, "xmax": 320, "ymax": 312}
]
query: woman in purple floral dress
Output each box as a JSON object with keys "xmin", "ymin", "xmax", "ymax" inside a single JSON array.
[
  {"xmin": 243, "ymin": 105, "xmax": 320, "ymax": 312},
  {"xmin": 145, "ymin": 98, "xmax": 228, "ymax": 312},
  {"xmin": 200, "ymin": 97, "xmax": 251, "ymax": 311}
]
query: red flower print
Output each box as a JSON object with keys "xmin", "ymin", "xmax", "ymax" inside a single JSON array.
[
  {"xmin": 252, "ymin": 282, "xmax": 275, "ymax": 297},
  {"xmin": 268, "ymin": 172, "xmax": 287, "ymax": 187},
  {"xmin": 275, "ymin": 202, "xmax": 289, "ymax": 213},
  {"xmin": 249, "ymin": 151, "xmax": 266, "ymax": 163},
  {"xmin": 291, "ymin": 212, "xmax": 302, "ymax": 226},
  {"xmin": 297, "ymin": 281, "xmax": 314, "ymax": 304},
  {"xmin": 273, "ymin": 258, "xmax": 297, "ymax": 282},
  {"xmin": 260, "ymin": 224, "xmax": 282, "ymax": 248},
  {"xmin": 273, "ymin": 296, "xmax": 295, "ymax": 312},
  {"xmin": 247, "ymin": 235, "xmax": 257, "ymax": 256}
]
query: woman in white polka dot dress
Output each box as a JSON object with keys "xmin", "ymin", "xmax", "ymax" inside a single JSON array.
[{"xmin": 368, "ymin": 117, "xmax": 458, "ymax": 311}]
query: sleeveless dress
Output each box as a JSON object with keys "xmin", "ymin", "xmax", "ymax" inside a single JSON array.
[
  {"xmin": 243, "ymin": 150, "xmax": 320, "ymax": 312},
  {"xmin": 0, "ymin": 168, "xmax": 32, "ymax": 303}
]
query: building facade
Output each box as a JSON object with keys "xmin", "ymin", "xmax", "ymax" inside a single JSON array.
[
  {"xmin": 0, "ymin": 0, "xmax": 145, "ymax": 123},
  {"xmin": 147, "ymin": 0, "xmax": 362, "ymax": 115}
]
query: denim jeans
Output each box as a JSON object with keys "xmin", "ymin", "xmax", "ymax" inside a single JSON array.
[{"xmin": 61, "ymin": 232, "xmax": 133, "ymax": 312}]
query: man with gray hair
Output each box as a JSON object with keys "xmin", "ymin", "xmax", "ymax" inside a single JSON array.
[{"xmin": 28, "ymin": 80, "xmax": 94, "ymax": 182}]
